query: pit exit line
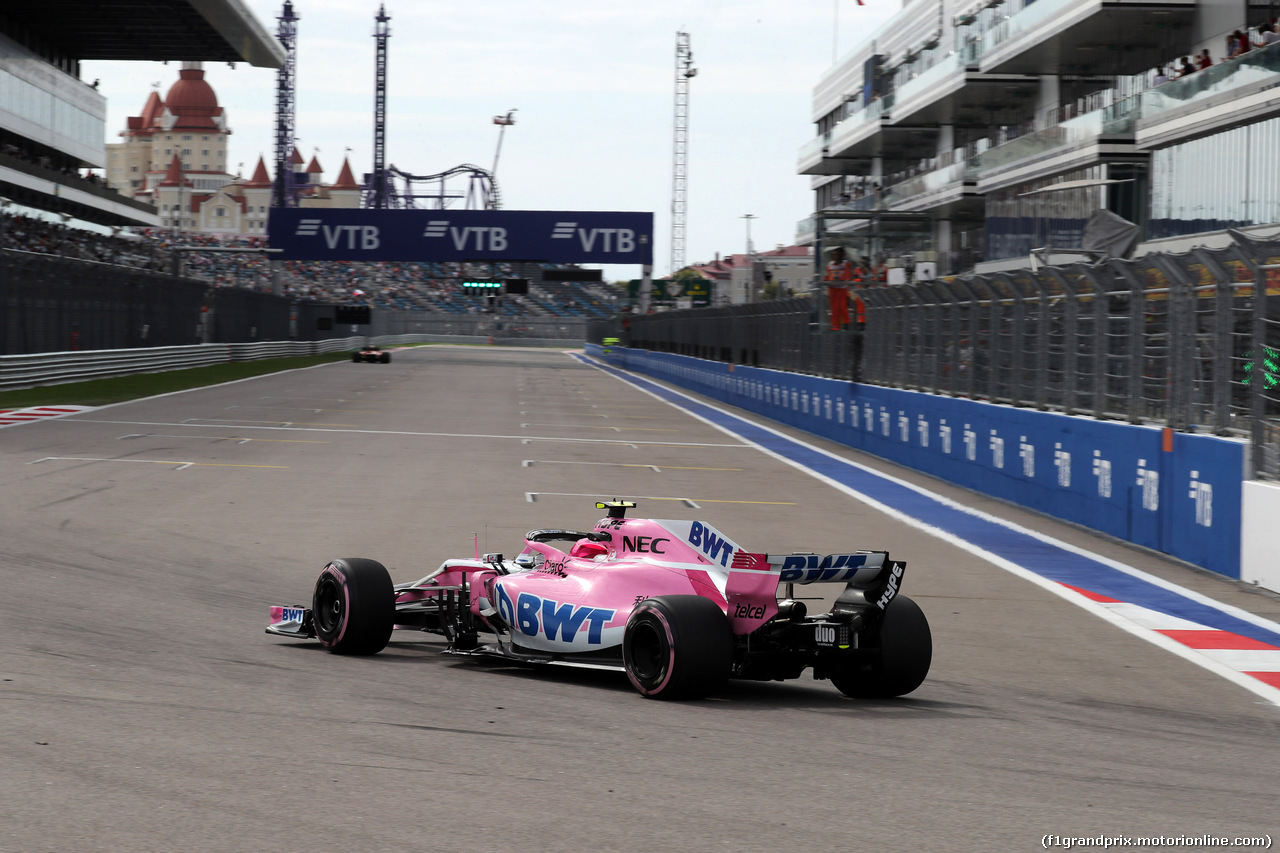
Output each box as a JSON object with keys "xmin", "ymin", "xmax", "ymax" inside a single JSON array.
[
  {"xmin": 72, "ymin": 419, "xmax": 751, "ymax": 448},
  {"xmin": 28, "ymin": 456, "xmax": 288, "ymax": 470}
]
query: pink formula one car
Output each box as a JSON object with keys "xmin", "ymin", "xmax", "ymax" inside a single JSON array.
[{"xmin": 267, "ymin": 501, "xmax": 932, "ymax": 699}]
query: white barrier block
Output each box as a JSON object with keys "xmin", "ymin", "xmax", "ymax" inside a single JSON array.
[{"xmin": 1241, "ymin": 479, "xmax": 1280, "ymax": 593}]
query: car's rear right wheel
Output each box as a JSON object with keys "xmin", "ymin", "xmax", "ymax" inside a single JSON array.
[
  {"xmin": 622, "ymin": 595, "xmax": 732, "ymax": 699},
  {"xmin": 830, "ymin": 595, "xmax": 931, "ymax": 698}
]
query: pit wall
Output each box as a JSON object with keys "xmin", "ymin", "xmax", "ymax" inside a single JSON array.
[{"xmin": 587, "ymin": 344, "xmax": 1248, "ymax": 581}]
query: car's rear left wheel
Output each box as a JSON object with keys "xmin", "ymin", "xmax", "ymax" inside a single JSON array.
[
  {"xmin": 623, "ymin": 595, "xmax": 732, "ymax": 699},
  {"xmin": 312, "ymin": 558, "xmax": 395, "ymax": 655}
]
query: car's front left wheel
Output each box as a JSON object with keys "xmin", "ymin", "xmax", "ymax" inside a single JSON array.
[
  {"xmin": 312, "ymin": 558, "xmax": 395, "ymax": 655},
  {"xmin": 622, "ymin": 595, "xmax": 733, "ymax": 699}
]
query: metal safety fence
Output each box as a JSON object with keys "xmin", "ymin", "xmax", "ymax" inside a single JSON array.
[
  {"xmin": 859, "ymin": 231, "xmax": 1280, "ymax": 478},
  {"xmin": 590, "ymin": 232, "xmax": 1280, "ymax": 479},
  {"xmin": 591, "ymin": 298, "xmax": 860, "ymax": 381},
  {"xmin": 1, "ymin": 250, "xmax": 588, "ymax": 355},
  {"xmin": 2, "ymin": 250, "xmax": 207, "ymax": 353}
]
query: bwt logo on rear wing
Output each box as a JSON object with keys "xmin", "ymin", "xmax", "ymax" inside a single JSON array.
[{"xmin": 732, "ymin": 551, "xmax": 889, "ymax": 584}]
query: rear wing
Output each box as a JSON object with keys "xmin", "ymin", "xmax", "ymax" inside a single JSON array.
[
  {"xmin": 733, "ymin": 550, "xmax": 906, "ymax": 610},
  {"xmin": 733, "ymin": 550, "xmax": 889, "ymax": 584}
]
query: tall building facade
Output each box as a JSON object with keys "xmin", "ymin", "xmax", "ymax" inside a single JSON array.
[
  {"xmin": 799, "ymin": 0, "xmax": 1280, "ymax": 276},
  {"xmin": 1, "ymin": 24, "xmax": 157, "ymax": 228}
]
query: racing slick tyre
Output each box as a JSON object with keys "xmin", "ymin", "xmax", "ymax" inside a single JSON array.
[
  {"xmin": 622, "ymin": 595, "xmax": 733, "ymax": 700},
  {"xmin": 312, "ymin": 558, "xmax": 395, "ymax": 655},
  {"xmin": 379, "ymin": 352, "xmax": 391, "ymax": 364},
  {"xmin": 351, "ymin": 352, "xmax": 361, "ymax": 363},
  {"xmin": 831, "ymin": 595, "xmax": 932, "ymax": 698}
]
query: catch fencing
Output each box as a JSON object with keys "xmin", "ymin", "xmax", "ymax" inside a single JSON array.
[
  {"xmin": 592, "ymin": 232, "xmax": 1280, "ymax": 479},
  {"xmin": 1, "ymin": 250, "xmax": 587, "ymax": 355},
  {"xmin": 593, "ymin": 298, "xmax": 860, "ymax": 380}
]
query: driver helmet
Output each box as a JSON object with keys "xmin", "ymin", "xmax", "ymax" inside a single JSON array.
[{"xmin": 568, "ymin": 538, "xmax": 609, "ymax": 560}]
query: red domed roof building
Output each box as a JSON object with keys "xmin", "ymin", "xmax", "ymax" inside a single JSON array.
[{"xmin": 105, "ymin": 62, "xmax": 362, "ymax": 236}]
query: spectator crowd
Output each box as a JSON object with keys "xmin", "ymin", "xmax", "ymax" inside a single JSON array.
[
  {"xmin": 1151, "ymin": 20, "xmax": 1280, "ymax": 85},
  {"xmin": 1, "ymin": 211, "xmax": 619, "ymax": 319}
]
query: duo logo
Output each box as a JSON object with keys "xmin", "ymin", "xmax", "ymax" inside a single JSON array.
[
  {"xmin": 495, "ymin": 585, "xmax": 614, "ymax": 644},
  {"xmin": 686, "ymin": 521, "xmax": 740, "ymax": 567}
]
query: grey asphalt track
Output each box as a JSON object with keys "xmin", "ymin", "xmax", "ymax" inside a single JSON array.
[{"xmin": 2, "ymin": 345, "xmax": 1277, "ymax": 852}]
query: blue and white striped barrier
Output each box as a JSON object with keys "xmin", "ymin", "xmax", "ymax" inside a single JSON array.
[{"xmin": 588, "ymin": 344, "xmax": 1245, "ymax": 579}]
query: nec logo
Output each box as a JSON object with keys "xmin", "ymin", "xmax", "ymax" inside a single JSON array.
[
  {"xmin": 422, "ymin": 220, "xmax": 508, "ymax": 251},
  {"xmin": 621, "ymin": 535, "xmax": 668, "ymax": 554},
  {"xmin": 294, "ymin": 219, "xmax": 381, "ymax": 250},
  {"xmin": 551, "ymin": 222, "xmax": 638, "ymax": 253}
]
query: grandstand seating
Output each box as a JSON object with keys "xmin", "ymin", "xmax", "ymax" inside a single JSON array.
[{"xmin": 1, "ymin": 213, "xmax": 623, "ymax": 318}]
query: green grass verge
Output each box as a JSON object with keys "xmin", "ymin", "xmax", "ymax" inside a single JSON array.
[{"xmin": 0, "ymin": 352, "xmax": 352, "ymax": 409}]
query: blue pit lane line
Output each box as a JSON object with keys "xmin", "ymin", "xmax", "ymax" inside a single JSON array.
[{"xmin": 576, "ymin": 354, "xmax": 1280, "ymax": 649}]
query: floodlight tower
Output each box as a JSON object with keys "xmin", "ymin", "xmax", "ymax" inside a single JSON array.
[
  {"xmin": 272, "ymin": 1, "xmax": 298, "ymax": 208},
  {"xmin": 368, "ymin": 4, "xmax": 392, "ymax": 209},
  {"xmin": 490, "ymin": 109, "xmax": 517, "ymax": 205},
  {"xmin": 670, "ymin": 33, "xmax": 696, "ymax": 275}
]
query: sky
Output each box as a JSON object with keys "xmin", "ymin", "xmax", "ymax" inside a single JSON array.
[{"xmin": 81, "ymin": 0, "xmax": 895, "ymax": 277}]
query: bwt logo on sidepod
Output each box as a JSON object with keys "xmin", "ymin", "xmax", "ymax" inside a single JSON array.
[
  {"xmin": 550, "ymin": 221, "xmax": 638, "ymax": 253},
  {"xmin": 423, "ymin": 220, "xmax": 508, "ymax": 251},
  {"xmin": 495, "ymin": 586, "xmax": 614, "ymax": 644},
  {"xmin": 294, "ymin": 218, "xmax": 381, "ymax": 249}
]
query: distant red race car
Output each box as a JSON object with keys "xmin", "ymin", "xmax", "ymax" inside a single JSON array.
[{"xmin": 352, "ymin": 344, "xmax": 391, "ymax": 364}]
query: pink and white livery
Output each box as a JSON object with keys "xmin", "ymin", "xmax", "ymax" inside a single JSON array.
[{"xmin": 266, "ymin": 500, "xmax": 932, "ymax": 699}]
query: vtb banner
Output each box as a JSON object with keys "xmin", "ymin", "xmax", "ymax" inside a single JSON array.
[{"xmin": 267, "ymin": 208, "xmax": 653, "ymax": 264}]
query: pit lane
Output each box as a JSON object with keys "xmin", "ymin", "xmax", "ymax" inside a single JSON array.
[{"xmin": 2, "ymin": 345, "xmax": 1276, "ymax": 851}]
